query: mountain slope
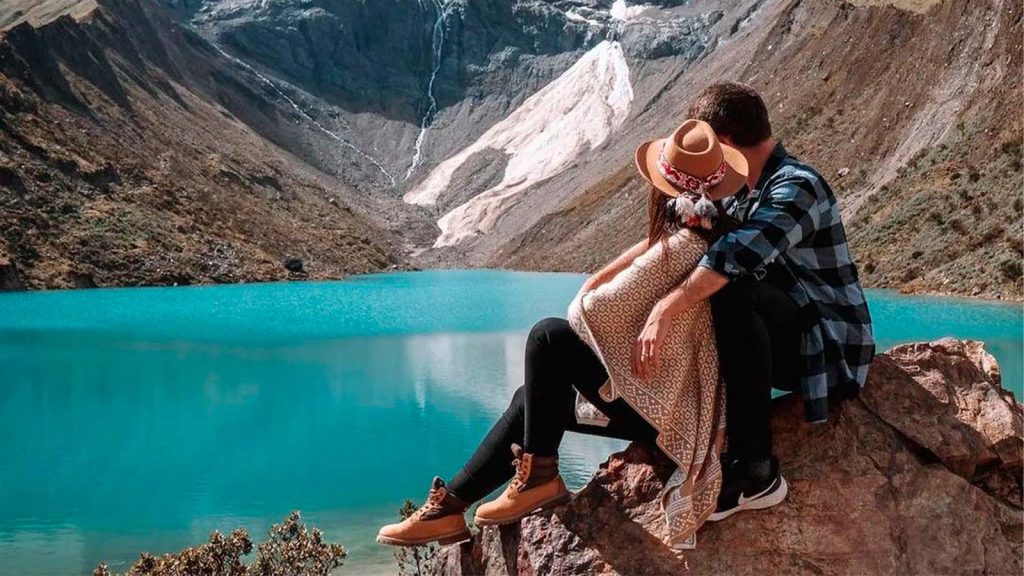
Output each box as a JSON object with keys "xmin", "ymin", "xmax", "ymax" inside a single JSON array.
[
  {"xmin": 494, "ymin": 0, "xmax": 1023, "ymax": 300},
  {"xmin": 0, "ymin": 0, "xmax": 1018, "ymax": 297},
  {"xmin": 406, "ymin": 38, "xmax": 634, "ymax": 247},
  {"xmin": 0, "ymin": 0, "xmax": 95, "ymax": 29},
  {"xmin": 405, "ymin": 0, "xmax": 730, "ymax": 266},
  {"xmin": 178, "ymin": 0, "xmax": 724, "ymax": 248},
  {"xmin": 0, "ymin": 0, "xmax": 402, "ymax": 289}
]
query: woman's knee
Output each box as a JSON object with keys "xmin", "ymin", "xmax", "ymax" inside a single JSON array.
[{"xmin": 527, "ymin": 317, "xmax": 573, "ymax": 352}]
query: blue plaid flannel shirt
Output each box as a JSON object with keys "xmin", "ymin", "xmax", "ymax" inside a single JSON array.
[{"xmin": 700, "ymin": 143, "xmax": 875, "ymax": 423}]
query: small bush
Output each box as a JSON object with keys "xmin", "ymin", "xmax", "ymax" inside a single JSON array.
[
  {"xmin": 249, "ymin": 512, "xmax": 346, "ymax": 576},
  {"xmin": 979, "ymin": 226, "xmax": 1006, "ymax": 244},
  {"xmin": 1005, "ymin": 233, "xmax": 1023, "ymax": 255},
  {"xmin": 998, "ymin": 255, "xmax": 1023, "ymax": 281},
  {"xmin": 94, "ymin": 512, "xmax": 345, "ymax": 576}
]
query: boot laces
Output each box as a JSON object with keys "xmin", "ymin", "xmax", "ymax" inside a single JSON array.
[
  {"xmin": 412, "ymin": 481, "xmax": 446, "ymax": 519},
  {"xmin": 510, "ymin": 460, "xmax": 527, "ymax": 491},
  {"xmin": 509, "ymin": 445, "xmax": 529, "ymax": 492}
]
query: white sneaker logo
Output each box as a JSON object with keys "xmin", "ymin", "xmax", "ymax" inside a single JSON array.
[{"xmin": 737, "ymin": 481, "xmax": 774, "ymax": 506}]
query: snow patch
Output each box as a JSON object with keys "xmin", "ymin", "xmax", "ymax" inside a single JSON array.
[
  {"xmin": 565, "ymin": 9, "xmax": 603, "ymax": 27},
  {"xmin": 403, "ymin": 40, "xmax": 633, "ymax": 247},
  {"xmin": 610, "ymin": 0, "xmax": 648, "ymax": 21}
]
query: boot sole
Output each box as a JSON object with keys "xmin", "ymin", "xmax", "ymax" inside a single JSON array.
[
  {"xmin": 375, "ymin": 527, "xmax": 472, "ymax": 548},
  {"xmin": 473, "ymin": 490, "xmax": 572, "ymax": 527}
]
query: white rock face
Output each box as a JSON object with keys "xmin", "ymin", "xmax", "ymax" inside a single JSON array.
[
  {"xmin": 404, "ymin": 40, "xmax": 633, "ymax": 247},
  {"xmin": 564, "ymin": 9, "xmax": 603, "ymax": 27}
]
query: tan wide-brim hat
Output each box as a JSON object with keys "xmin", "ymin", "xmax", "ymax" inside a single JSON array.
[{"xmin": 635, "ymin": 119, "xmax": 749, "ymax": 200}]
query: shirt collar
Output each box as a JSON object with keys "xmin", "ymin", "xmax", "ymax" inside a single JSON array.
[{"xmin": 753, "ymin": 141, "xmax": 790, "ymax": 194}]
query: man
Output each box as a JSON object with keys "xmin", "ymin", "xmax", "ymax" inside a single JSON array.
[{"xmin": 632, "ymin": 82, "xmax": 874, "ymax": 520}]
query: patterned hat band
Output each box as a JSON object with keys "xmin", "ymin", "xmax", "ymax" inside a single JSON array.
[
  {"xmin": 657, "ymin": 143, "xmax": 723, "ymax": 231},
  {"xmin": 657, "ymin": 142, "xmax": 728, "ymax": 195}
]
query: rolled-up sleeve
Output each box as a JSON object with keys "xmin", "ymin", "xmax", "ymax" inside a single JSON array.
[{"xmin": 699, "ymin": 173, "xmax": 822, "ymax": 279}]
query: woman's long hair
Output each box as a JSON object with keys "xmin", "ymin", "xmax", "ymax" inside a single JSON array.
[{"xmin": 646, "ymin": 186, "xmax": 737, "ymax": 248}]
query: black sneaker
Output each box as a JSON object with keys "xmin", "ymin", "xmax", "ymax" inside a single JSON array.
[{"xmin": 708, "ymin": 456, "xmax": 788, "ymax": 522}]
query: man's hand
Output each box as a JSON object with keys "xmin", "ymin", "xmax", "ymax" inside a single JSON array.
[{"xmin": 632, "ymin": 302, "xmax": 671, "ymax": 380}]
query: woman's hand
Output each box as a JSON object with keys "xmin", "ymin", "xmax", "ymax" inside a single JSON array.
[{"xmin": 632, "ymin": 301, "xmax": 672, "ymax": 380}]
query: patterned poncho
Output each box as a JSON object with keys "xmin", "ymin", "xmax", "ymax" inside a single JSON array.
[{"xmin": 568, "ymin": 227, "xmax": 725, "ymax": 549}]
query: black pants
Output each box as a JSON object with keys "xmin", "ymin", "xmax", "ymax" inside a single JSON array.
[
  {"xmin": 711, "ymin": 268, "xmax": 802, "ymax": 463},
  {"xmin": 447, "ymin": 317, "xmax": 657, "ymax": 504}
]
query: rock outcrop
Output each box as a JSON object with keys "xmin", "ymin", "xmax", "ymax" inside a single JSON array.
[
  {"xmin": 0, "ymin": 254, "xmax": 26, "ymax": 290},
  {"xmin": 430, "ymin": 339, "xmax": 1023, "ymax": 576}
]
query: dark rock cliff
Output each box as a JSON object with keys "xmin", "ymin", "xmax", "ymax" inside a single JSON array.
[
  {"xmin": 180, "ymin": 0, "xmax": 696, "ymax": 120},
  {"xmin": 178, "ymin": 0, "xmax": 718, "ymax": 181},
  {"xmin": 429, "ymin": 339, "xmax": 1023, "ymax": 576}
]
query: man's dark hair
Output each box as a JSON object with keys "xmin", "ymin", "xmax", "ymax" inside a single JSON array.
[{"xmin": 687, "ymin": 82, "xmax": 772, "ymax": 147}]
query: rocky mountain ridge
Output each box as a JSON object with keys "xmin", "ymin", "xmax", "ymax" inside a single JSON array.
[
  {"xmin": 0, "ymin": 0, "xmax": 1020, "ymax": 296},
  {"xmin": 429, "ymin": 339, "xmax": 1023, "ymax": 576}
]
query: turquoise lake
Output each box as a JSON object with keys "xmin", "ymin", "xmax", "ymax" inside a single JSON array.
[{"xmin": 0, "ymin": 270, "xmax": 1020, "ymax": 575}]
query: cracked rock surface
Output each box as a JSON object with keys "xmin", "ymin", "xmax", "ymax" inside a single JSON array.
[{"xmin": 431, "ymin": 339, "xmax": 1023, "ymax": 576}]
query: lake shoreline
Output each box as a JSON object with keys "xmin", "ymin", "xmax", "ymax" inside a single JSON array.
[{"xmin": 2, "ymin": 266, "xmax": 1022, "ymax": 304}]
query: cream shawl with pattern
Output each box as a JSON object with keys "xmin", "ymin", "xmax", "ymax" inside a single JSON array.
[{"xmin": 568, "ymin": 227, "xmax": 725, "ymax": 549}]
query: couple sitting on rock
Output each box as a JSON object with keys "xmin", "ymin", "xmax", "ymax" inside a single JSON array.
[{"xmin": 378, "ymin": 82, "xmax": 875, "ymax": 550}]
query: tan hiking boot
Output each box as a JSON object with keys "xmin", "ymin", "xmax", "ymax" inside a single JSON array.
[
  {"xmin": 473, "ymin": 444, "xmax": 571, "ymax": 526},
  {"xmin": 376, "ymin": 477, "xmax": 471, "ymax": 547}
]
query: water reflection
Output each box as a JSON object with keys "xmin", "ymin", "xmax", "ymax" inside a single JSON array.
[{"xmin": 0, "ymin": 329, "xmax": 624, "ymax": 576}]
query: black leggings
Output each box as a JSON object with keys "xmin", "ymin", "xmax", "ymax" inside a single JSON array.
[{"xmin": 447, "ymin": 317, "xmax": 657, "ymax": 504}]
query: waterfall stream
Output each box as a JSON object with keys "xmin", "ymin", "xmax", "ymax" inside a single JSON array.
[
  {"xmin": 406, "ymin": 0, "xmax": 451, "ymax": 180},
  {"xmin": 212, "ymin": 44, "xmax": 397, "ymax": 187}
]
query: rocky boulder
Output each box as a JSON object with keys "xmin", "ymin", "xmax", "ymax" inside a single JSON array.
[
  {"xmin": 430, "ymin": 339, "xmax": 1023, "ymax": 576},
  {"xmin": 0, "ymin": 256, "xmax": 25, "ymax": 291}
]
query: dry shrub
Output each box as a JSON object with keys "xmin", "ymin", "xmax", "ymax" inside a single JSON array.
[
  {"xmin": 249, "ymin": 512, "xmax": 346, "ymax": 576},
  {"xmin": 393, "ymin": 499, "xmax": 439, "ymax": 576},
  {"xmin": 94, "ymin": 512, "xmax": 345, "ymax": 576}
]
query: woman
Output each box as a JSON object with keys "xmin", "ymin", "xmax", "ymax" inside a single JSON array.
[{"xmin": 377, "ymin": 119, "xmax": 748, "ymax": 549}]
